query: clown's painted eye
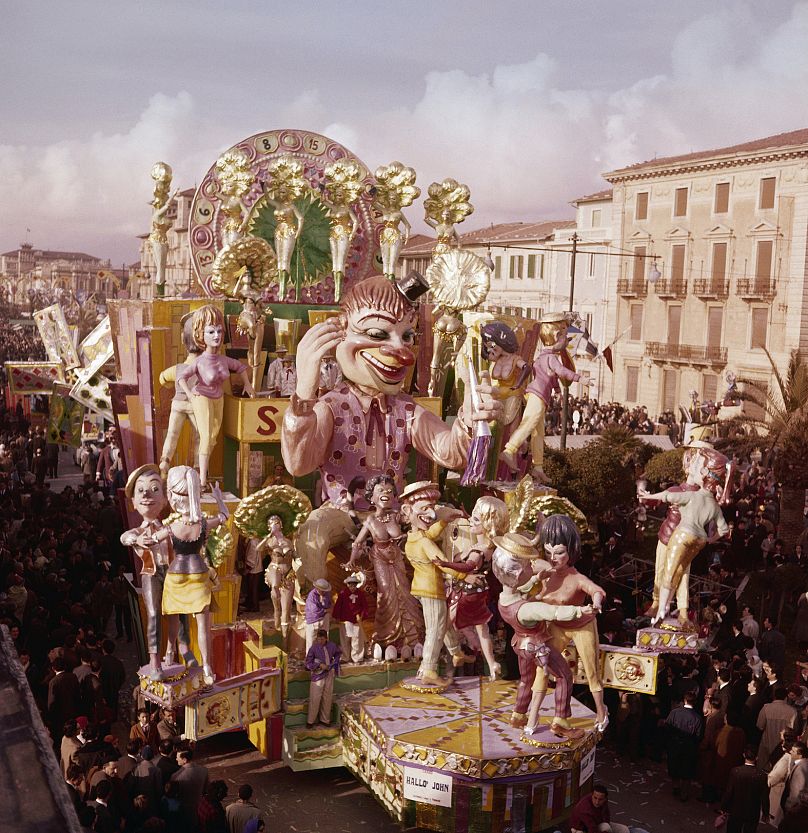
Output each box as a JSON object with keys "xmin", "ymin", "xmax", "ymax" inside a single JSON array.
[
  {"xmin": 365, "ymin": 329, "xmax": 387, "ymax": 340},
  {"xmin": 402, "ymin": 330, "xmax": 416, "ymax": 345}
]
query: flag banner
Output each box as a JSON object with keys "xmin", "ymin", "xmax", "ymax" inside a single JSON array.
[
  {"xmin": 5, "ymin": 361, "xmax": 65, "ymax": 395},
  {"xmin": 47, "ymin": 382, "xmax": 84, "ymax": 447}
]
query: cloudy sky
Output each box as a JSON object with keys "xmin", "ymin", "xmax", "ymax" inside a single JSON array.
[{"xmin": 3, "ymin": 0, "xmax": 808, "ymax": 263}]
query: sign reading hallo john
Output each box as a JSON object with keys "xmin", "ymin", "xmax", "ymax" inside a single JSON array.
[{"xmin": 402, "ymin": 766, "xmax": 453, "ymax": 808}]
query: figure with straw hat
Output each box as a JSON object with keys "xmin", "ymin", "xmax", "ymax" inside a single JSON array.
[
  {"xmin": 491, "ymin": 532, "xmax": 591, "ymax": 739},
  {"xmin": 400, "ymin": 481, "xmax": 479, "ymax": 684},
  {"xmin": 120, "ymin": 464, "xmax": 187, "ymax": 680}
]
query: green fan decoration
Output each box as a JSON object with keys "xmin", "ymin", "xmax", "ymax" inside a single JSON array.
[
  {"xmin": 249, "ymin": 194, "xmax": 333, "ymax": 297},
  {"xmin": 520, "ymin": 496, "xmax": 590, "ymax": 539},
  {"xmin": 233, "ymin": 485, "xmax": 312, "ymax": 540}
]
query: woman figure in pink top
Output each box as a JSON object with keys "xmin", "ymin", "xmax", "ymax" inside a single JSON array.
[
  {"xmin": 176, "ymin": 305, "xmax": 254, "ymax": 489},
  {"xmin": 501, "ymin": 312, "xmax": 579, "ymax": 483}
]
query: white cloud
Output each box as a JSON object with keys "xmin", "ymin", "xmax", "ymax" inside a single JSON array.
[{"xmin": 5, "ymin": 3, "xmax": 808, "ymax": 261}]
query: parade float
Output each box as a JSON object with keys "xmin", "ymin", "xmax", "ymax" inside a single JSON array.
[{"xmin": 4, "ymin": 128, "xmax": 728, "ymax": 833}]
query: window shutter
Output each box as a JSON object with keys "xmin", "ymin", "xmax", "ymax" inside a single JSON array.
[
  {"xmin": 671, "ymin": 245, "xmax": 686, "ymax": 284},
  {"xmin": 714, "ymin": 182, "xmax": 730, "ymax": 214},
  {"xmin": 674, "ymin": 188, "xmax": 688, "ymax": 217},
  {"xmin": 756, "ymin": 240, "xmax": 773, "ymax": 284},
  {"xmin": 494, "ymin": 256, "xmax": 502, "ymax": 279},
  {"xmin": 633, "ymin": 246, "xmax": 647, "ymax": 283},
  {"xmin": 712, "ymin": 243, "xmax": 727, "ymax": 285},
  {"xmin": 707, "ymin": 307, "xmax": 723, "ymax": 348},
  {"xmin": 630, "ymin": 304, "xmax": 643, "ymax": 341},
  {"xmin": 667, "ymin": 306, "xmax": 681, "ymax": 346},
  {"xmin": 527, "ymin": 254, "xmax": 536, "ymax": 278},
  {"xmin": 759, "ymin": 177, "xmax": 776, "ymax": 210},
  {"xmin": 702, "ymin": 374, "xmax": 718, "ymax": 401},
  {"xmin": 751, "ymin": 308, "xmax": 768, "ymax": 349},
  {"xmin": 636, "ymin": 192, "xmax": 649, "ymax": 221},
  {"xmin": 626, "ymin": 366, "xmax": 639, "ymax": 402},
  {"xmin": 663, "ymin": 369, "xmax": 677, "ymax": 411}
]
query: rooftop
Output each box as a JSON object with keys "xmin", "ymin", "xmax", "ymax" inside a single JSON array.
[
  {"xmin": 605, "ymin": 126, "xmax": 808, "ymax": 179},
  {"xmin": 572, "ymin": 188, "xmax": 613, "ymax": 205},
  {"xmin": 401, "ymin": 219, "xmax": 575, "ymax": 255},
  {"xmin": 2, "ymin": 246, "xmax": 102, "ymax": 262}
]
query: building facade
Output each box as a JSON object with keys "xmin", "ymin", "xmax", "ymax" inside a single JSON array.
[
  {"xmin": 0, "ymin": 243, "xmax": 124, "ymax": 306},
  {"xmin": 137, "ymin": 187, "xmax": 197, "ymax": 299},
  {"xmin": 399, "ymin": 206, "xmax": 617, "ymax": 397},
  {"xmin": 602, "ymin": 128, "xmax": 808, "ymax": 417}
]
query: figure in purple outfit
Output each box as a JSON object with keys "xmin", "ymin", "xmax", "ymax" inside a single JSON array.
[
  {"xmin": 304, "ymin": 629, "xmax": 341, "ymax": 728},
  {"xmin": 304, "ymin": 579, "xmax": 333, "ymax": 652},
  {"xmin": 500, "ymin": 312, "xmax": 579, "ymax": 483},
  {"xmin": 491, "ymin": 532, "xmax": 590, "ymax": 739}
]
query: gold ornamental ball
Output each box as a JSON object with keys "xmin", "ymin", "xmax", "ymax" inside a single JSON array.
[{"xmin": 150, "ymin": 161, "xmax": 173, "ymax": 183}]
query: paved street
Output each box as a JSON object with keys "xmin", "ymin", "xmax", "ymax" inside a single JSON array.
[{"xmin": 189, "ymin": 730, "xmax": 778, "ymax": 833}]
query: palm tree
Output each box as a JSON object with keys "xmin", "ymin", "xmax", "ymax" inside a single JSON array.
[{"xmin": 734, "ymin": 349, "xmax": 808, "ymax": 550}]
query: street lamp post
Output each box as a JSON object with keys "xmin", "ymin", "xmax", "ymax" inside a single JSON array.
[{"xmin": 560, "ymin": 232, "xmax": 578, "ymax": 451}]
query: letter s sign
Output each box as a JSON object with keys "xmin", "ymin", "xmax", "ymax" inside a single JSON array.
[{"xmin": 256, "ymin": 405, "xmax": 280, "ymax": 437}]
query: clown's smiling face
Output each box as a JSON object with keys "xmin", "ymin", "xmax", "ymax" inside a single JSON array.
[{"xmin": 336, "ymin": 305, "xmax": 417, "ymax": 394}]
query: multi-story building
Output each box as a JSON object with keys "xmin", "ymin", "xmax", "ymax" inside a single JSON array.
[
  {"xmin": 399, "ymin": 202, "xmax": 617, "ymax": 397},
  {"xmin": 137, "ymin": 187, "xmax": 197, "ymax": 299},
  {"xmin": 602, "ymin": 128, "xmax": 808, "ymax": 417},
  {"xmin": 0, "ymin": 243, "xmax": 124, "ymax": 305}
]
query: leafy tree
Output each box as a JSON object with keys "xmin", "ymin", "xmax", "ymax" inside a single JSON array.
[
  {"xmin": 734, "ymin": 349, "xmax": 808, "ymax": 550},
  {"xmin": 544, "ymin": 444, "xmax": 635, "ymax": 520},
  {"xmin": 642, "ymin": 448, "xmax": 686, "ymax": 488}
]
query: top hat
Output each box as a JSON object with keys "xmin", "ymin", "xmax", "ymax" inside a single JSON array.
[{"xmin": 395, "ymin": 270, "xmax": 430, "ymax": 304}]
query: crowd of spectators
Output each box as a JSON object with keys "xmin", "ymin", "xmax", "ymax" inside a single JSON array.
[
  {"xmin": 571, "ymin": 451, "xmax": 808, "ymax": 832},
  {"xmin": 543, "ymin": 393, "xmax": 678, "ymax": 439},
  {"xmin": 0, "ymin": 406, "xmax": 264, "ymax": 832},
  {"xmin": 1, "ymin": 309, "xmax": 807, "ymax": 831}
]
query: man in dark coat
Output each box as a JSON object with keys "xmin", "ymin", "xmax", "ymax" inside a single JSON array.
[
  {"xmin": 98, "ymin": 639, "xmax": 126, "ymax": 720},
  {"xmin": 721, "ymin": 746, "xmax": 766, "ymax": 833},
  {"xmin": 47, "ymin": 656, "xmax": 80, "ymax": 739},
  {"xmin": 665, "ymin": 690, "xmax": 704, "ymax": 800}
]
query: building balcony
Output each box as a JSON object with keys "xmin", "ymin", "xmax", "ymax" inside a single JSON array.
[
  {"xmin": 617, "ymin": 278, "xmax": 647, "ymax": 298},
  {"xmin": 693, "ymin": 278, "xmax": 729, "ymax": 299},
  {"xmin": 653, "ymin": 278, "xmax": 687, "ymax": 299},
  {"xmin": 646, "ymin": 341, "xmax": 728, "ymax": 366},
  {"xmin": 736, "ymin": 278, "xmax": 776, "ymax": 300}
]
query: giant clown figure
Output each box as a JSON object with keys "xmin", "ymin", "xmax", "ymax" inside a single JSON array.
[{"xmin": 281, "ymin": 273, "xmax": 502, "ymax": 583}]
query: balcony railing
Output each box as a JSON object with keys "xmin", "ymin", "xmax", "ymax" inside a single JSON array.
[
  {"xmin": 617, "ymin": 277, "xmax": 647, "ymax": 298},
  {"xmin": 646, "ymin": 341, "xmax": 728, "ymax": 365},
  {"xmin": 736, "ymin": 278, "xmax": 776, "ymax": 299},
  {"xmin": 693, "ymin": 278, "xmax": 730, "ymax": 299},
  {"xmin": 653, "ymin": 278, "xmax": 687, "ymax": 299}
]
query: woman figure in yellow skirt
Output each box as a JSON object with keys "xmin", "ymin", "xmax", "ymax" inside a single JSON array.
[
  {"xmin": 152, "ymin": 465, "xmax": 230, "ymax": 684},
  {"xmin": 639, "ymin": 446, "xmax": 730, "ymax": 627},
  {"xmin": 176, "ymin": 305, "xmax": 254, "ymax": 491}
]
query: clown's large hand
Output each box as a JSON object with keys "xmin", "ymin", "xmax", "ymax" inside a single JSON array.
[
  {"xmin": 295, "ymin": 319, "xmax": 344, "ymax": 400},
  {"xmin": 462, "ymin": 370, "xmax": 502, "ymax": 424}
]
